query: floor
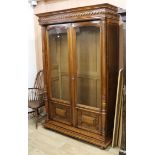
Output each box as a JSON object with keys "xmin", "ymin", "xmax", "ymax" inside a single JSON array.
[{"xmin": 28, "ymin": 118, "xmax": 119, "ymax": 155}]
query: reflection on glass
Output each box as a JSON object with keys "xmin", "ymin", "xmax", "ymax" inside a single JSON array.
[
  {"xmin": 48, "ymin": 27, "xmax": 70, "ymax": 101},
  {"xmin": 76, "ymin": 26, "xmax": 101, "ymax": 108}
]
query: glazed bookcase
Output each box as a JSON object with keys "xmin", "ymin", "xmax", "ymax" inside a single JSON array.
[{"xmin": 36, "ymin": 3, "xmax": 119, "ymax": 148}]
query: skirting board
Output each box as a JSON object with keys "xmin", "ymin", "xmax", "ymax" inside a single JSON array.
[{"xmin": 43, "ymin": 120, "xmax": 111, "ymax": 149}]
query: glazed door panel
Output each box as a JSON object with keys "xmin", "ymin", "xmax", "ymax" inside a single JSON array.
[
  {"xmin": 73, "ymin": 22, "xmax": 101, "ymax": 109},
  {"xmin": 48, "ymin": 25, "xmax": 70, "ymax": 102}
]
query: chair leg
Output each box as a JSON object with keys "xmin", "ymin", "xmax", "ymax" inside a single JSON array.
[
  {"xmin": 37, "ymin": 108, "xmax": 39, "ymax": 115},
  {"xmin": 35, "ymin": 109, "xmax": 39, "ymax": 129}
]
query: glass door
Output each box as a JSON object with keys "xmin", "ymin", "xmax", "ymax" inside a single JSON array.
[
  {"xmin": 72, "ymin": 21, "xmax": 102, "ymax": 133},
  {"xmin": 47, "ymin": 24, "xmax": 70, "ymax": 102},
  {"xmin": 73, "ymin": 22, "xmax": 101, "ymax": 109}
]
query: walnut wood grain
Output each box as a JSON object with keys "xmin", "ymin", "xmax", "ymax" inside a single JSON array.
[
  {"xmin": 81, "ymin": 115, "xmax": 95, "ymax": 125},
  {"xmin": 55, "ymin": 108, "xmax": 66, "ymax": 117}
]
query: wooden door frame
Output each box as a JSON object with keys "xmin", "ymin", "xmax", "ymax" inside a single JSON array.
[
  {"xmin": 72, "ymin": 21, "xmax": 102, "ymax": 109},
  {"xmin": 45, "ymin": 23, "xmax": 73, "ymax": 124},
  {"xmin": 71, "ymin": 21, "xmax": 103, "ymax": 131}
]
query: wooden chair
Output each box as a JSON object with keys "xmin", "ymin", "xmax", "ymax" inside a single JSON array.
[{"xmin": 28, "ymin": 70, "xmax": 45, "ymax": 128}]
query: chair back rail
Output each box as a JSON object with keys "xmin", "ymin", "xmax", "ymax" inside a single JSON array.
[{"xmin": 34, "ymin": 70, "xmax": 44, "ymax": 90}]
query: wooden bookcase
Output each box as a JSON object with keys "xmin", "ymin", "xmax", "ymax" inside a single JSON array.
[{"xmin": 36, "ymin": 3, "xmax": 119, "ymax": 148}]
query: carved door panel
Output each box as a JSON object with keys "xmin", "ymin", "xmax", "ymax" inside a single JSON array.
[{"xmin": 77, "ymin": 108, "xmax": 101, "ymax": 134}]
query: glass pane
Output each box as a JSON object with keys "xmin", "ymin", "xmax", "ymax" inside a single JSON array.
[
  {"xmin": 76, "ymin": 26, "xmax": 101, "ymax": 108},
  {"xmin": 48, "ymin": 27, "xmax": 70, "ymax": 101}
]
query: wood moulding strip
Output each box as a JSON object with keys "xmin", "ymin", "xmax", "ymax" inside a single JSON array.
[
  {"xmin": 44, "ymin": 120, "xmax": 111, "ymax": 148},
  {"xmin": 36, "ymin": 4, "xmax": 119, "ymax": 25},
  {"xmin": 37, "ymin": 3, "xmax": 118, "ymax": 17},
  {"xmin": 45, "ymin": 120, "xmax": 103, "ymax": 140}
]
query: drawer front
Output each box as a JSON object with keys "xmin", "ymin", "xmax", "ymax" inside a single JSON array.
[
  {"xmin": 50, "ymin": 102, "xmax": 72, "ymax": 125},
  {"xmin": 77, "ymin": 109, "xmax": 101, "ymax": 134}
]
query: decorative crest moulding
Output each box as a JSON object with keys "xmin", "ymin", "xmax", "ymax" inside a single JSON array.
[{"xmin": 36, "ymin": 3, "xmax": 119, "ymax": 25}]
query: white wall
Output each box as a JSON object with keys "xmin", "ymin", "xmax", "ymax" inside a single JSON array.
[
  {"xmin": 28, "ymin": 7, "xmax": 37, "ymax": 87},
  {"xmin": 34, "ymin": 0, "xmax": 126, "ymax": 14}
]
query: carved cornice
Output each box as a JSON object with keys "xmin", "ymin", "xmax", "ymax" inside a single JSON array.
[{"xmin": 36, "ymin": 3, "xmax": 119, "ymax": 25}]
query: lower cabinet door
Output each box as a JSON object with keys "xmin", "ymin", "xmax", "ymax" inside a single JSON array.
[
  {"xmin": 76, "ymin": 108, "xmax": 101, "ymax": 134},
  {"xmin": 50, "ymin": 101, "xmax": 72, "ymax": 125}
]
